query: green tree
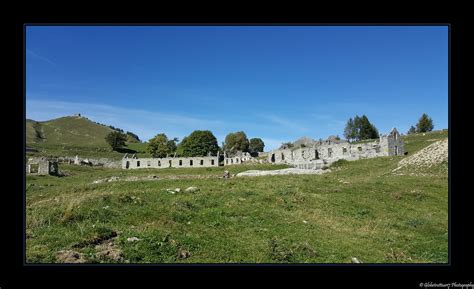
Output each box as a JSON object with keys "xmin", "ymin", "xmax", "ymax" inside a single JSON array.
[
  {"xmin": 105, "ymin": 131, "xmax": 127, "ymax": 151},
  {"xmin": 353, "ymin": 115, "xmax": 362, "ymax": 140},
  {"xmin": 223, "ymin": 131, "xmax": 250, "ymax": 153},
  {"xmin": 176, "ymin": 130, "xmax": 219, "ymax": 157},
  {"xmin": 249, "ymin": 138, "xmax": 265, "ymax": 154},
  {"xmin": 357, "ymin": 115, "xmax": 379, "ymax": 140},
  {"xmin": 416, "ymin": 113, "xmax": 434, "ymax": 133},
  {"xmin": 147, "ymin": 133, "xmax": 176, "ymax": 158},
  {"xmin": 344, "ymin": 118, "xmax": 356, "ymax": 141},
  {"xmin": 167, "ymin": 137, "xmax": 179, "ymax": 154},
  {"xmin": 407, "ymin": 126, "xmax": 416, "ymax": 134}
]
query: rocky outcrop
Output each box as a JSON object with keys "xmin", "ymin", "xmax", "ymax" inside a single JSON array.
[{"xmin": 236, "ymin": 168, "xmax": 331, "ymax": 177}]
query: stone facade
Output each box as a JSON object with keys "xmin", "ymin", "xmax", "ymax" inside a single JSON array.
[
  {"xmin": 223, "ymin": 152, "xmax": 252, "ymax": 166},
  {"xmin": 267, "ymin": 128, "xmax": 404, "ymax": 168},
  {"xmin": 26, "ymin": 157, "xmax": 59, "ymax": 175},
  {"xmin": 122, "ymin": 155, "xmax": 219, "ymax": 169}
]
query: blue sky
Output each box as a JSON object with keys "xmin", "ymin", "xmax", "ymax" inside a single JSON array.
[{"xmin": 26, "ymin": 25, "xmax": 448, "ymax": 150}]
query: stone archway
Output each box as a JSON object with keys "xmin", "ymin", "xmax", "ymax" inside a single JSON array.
[{"xmin": 271, "ymin": 154, "xmax": 275, "ymax": 163}]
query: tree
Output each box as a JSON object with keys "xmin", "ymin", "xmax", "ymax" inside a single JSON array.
[
  {"xmin": 346, "ymin": 115, "xmax": 379, "ymax": 141},
  {"xmin": 223, "ymin": 131, "xmax": 250, "ymax": 153},
  {"xmin": 105, "ymin": 131, "xmax": 127, "ymax": 151},
  {"xmin": 147, "ymin": 133, "xmax": 176, "ymax": 158},
  {"xmin": 353, "ymin": 115, "xmax": 362, "ymax": 140},
  {"xmin": 176, "ymin": 130, "xmax": 219, "ymax": 157},
  {"xmin": 416, "ymin": 113, "xmax": 434, "ymax": 133},
  {"xmin": 249, "ymin": 138, "xmax": 265, "ymax": 154},
  {"xmin": 344, "ymin": 118, "xmax": 356, "ymax": 141},
  {"xmin": 407, "ymin": 126, "xmax": 416, "ymax": 134},
  {"xmin": 167, "ymin": 137, "xmax": 179, "ymax": 154}
]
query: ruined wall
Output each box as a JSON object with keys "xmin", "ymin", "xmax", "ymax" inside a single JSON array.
[
  {"xmin": 26, "ymin": 157, "xmax": 58, "ymax": 175},
  {"xmin": 267, "ymin": 128, "xmax": 403, "ymax": 167},
  {"xmin": 122, "ymin": 156, "xmax": 219, "ymax": 169},
  {"xmin": 224, "ymin": 156, "xmax": 243, "ymax": 166}
]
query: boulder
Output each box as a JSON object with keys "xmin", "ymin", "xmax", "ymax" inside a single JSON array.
[{"xmin": 185, "ymin": 186, "xmax": 200, "ymax": 193}]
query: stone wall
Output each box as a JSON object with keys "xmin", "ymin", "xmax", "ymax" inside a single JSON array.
[
  {"xmin": 268, "ymin": 128, "xmax": 404, "ymax": 167},
  {"xmin": 26, "ymin": 157, "xmax": 58, "ymax": 175},
  {"xmin": 122, "ymin": 156, "xmax": 219, "ymax": 169},
  {"xmin": 54, "ymin": 156, "xmax": 121, "ymax": 168}
]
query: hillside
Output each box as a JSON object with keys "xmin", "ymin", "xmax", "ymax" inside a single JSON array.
[
  {"xmin": 26, "ymin": 116, "xmax": 115, "ymax": 146},
  {"xmin": 26, "ymin": 116, "xmax": 146, "ymax": 160}
]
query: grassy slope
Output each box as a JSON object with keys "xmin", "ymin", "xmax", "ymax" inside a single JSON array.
[
  {"xmin": 26, "ymin": 130, "xmax": 448, "ymax": 263},
  {"xmin": 26, "ymin": 116, "xmax": 147, "ymax": 160}
]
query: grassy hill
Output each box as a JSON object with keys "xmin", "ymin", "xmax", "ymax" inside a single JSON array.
[
  {"xmin": 25, "ymin": 129, "xmax": 448, "ymax": 263},
  {"xmin": 26, "ymin": 116, "xmax": 146, "ymax": 160},
  {"xmin": 26, "ymin": 116, "xmax": 116, "ymax": 146}
]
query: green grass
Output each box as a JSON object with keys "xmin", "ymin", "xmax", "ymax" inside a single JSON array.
[
  {"xmin": 26, "ymin": 130, "xmax": 448, "ymax": 263},
  {"xmin": 402, "ymin": 129, "xmax": 448, "ymax": 154}
]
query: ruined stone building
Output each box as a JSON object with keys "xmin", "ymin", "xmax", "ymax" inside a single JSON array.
[
  {"xmin": 267, "ymin": 128, "xmax": 404, "ymax": 169},
  {"xmin": 122, "ymin": 150, "xmax": 256, "ymax": 170},
  {"xmin": 122, "ymin": 153, "xmax": 220, "ymax": 169},
  {"xmin": 26, "ymin": 157, "xmax": 59, "ymax": 175},
  {"xmin": 122, "ymin": 128, "xmax": 404, "ymax": 170}
]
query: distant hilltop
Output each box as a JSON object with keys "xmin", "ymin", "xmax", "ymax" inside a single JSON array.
[{"xmin": 26, "ymin": 115, "xmax": 140, "ymax": 146}]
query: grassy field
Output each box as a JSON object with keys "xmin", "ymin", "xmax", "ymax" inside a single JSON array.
[{"xmin": 25, "ymin": 130, "xmax": 448, "ymax": 264}]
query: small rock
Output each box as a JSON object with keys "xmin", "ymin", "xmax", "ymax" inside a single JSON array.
[
  {"xmin": 351, "ymin": 257, "xmax": 362, "ymax": 263},
  {"xmin": 184, "ymin": 186, "xmax": 199, "ymax": 193},
  {"xmin": 127, "ymin": 237, "xmax": 140, "ymax": 242},
  {"xmin": 103, "ymin": 206, "xmax": 110, "ymax": 209},
  {"xmin": 223, "ymin": 170, "xmax": 230, "ymax": 179},
  {"xmin": 303, "ymin": 220, "xmax": 308, "ymax": 224},
  {"xmin": 108, "ymin": 176, "xmax": 120, "ymax": 182},
  {"xmin": 175, "ymin": 188, "xmax": 181, "ymax": 193},
  {"xmin": 177, "ymin": 249, "xmax": 191, "ymax": 259}
]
